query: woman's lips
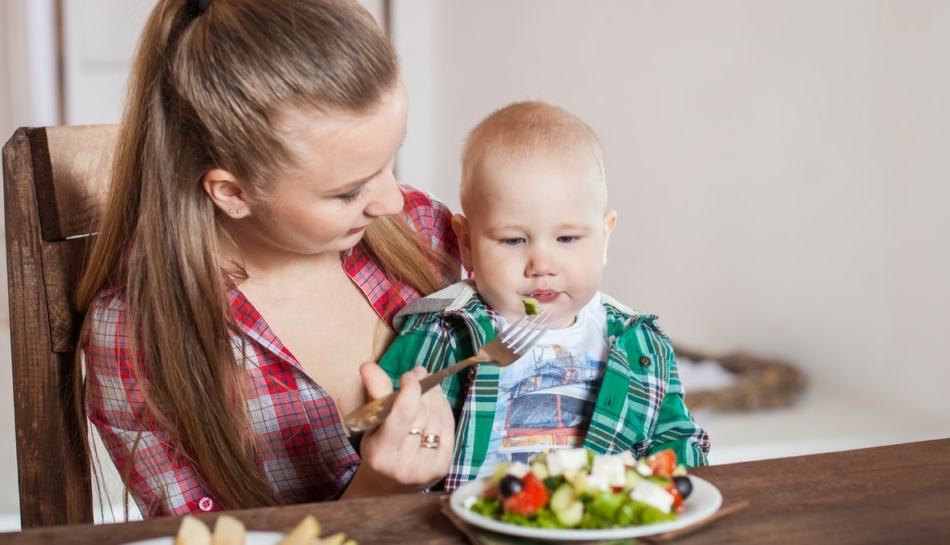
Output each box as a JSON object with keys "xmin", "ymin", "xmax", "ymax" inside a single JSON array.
[
  {"xmin": 348, "ymin": 225, "xmax": 367, "ymax": 235},
  {"xmin": 530, "ymin": 291, "xmax": 560, "ymax": 303}
]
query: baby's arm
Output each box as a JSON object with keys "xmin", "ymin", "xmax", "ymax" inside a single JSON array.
[
  {"xmin": 648, "ymin": 349, "xmax": 711, "ymax": 466},
  {"xmin": 378, "ymin": 315, "xmax": 473, "ymax": 409}
]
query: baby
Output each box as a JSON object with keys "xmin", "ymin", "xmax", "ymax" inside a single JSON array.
[{"xmin": 380, "ymin": 100, "xmax": 709, "ymax": 490}]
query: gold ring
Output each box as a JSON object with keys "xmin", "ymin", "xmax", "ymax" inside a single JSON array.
[
  {"xmin": 420, "ymin": 434, "xmax": 440, "ymax": 449},
  {"xmin": 409, "ymin": 427, "xmax": 423, "ymax": 436}
]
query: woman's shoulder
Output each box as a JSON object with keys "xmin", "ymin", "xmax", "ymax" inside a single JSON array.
[
  {"xmin": 82, "ymin": 284, "xmax": 134, "ymax": 357},
  {"xmin": 399, "ymin": 184, "xmax": 454, "ymax": 234},
  {"xmin": 89, "ymin": 283, "xmax": 128, "ymax": 315}
]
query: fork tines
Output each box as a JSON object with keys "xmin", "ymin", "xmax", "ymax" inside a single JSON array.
[{"xmin": 499, "ymin": 310, "xmax": 557, "ymax": 354}]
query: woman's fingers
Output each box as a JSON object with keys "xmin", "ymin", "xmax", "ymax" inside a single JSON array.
[
  {"xmin": 359, "ymin": 361, "xmax": 395, "ymax": 400},
  {"xmin": 355, "ymin": 364, "xmax": 455, "ymax": 489}
]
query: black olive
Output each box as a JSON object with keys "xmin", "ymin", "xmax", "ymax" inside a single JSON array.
[
  {"xmin": 499, "ymin": 475, "xmax": 523, "ymax": 498},
  {"xmin": 673, "ymin": 476, "xmax": 693, "ymax": 499}
]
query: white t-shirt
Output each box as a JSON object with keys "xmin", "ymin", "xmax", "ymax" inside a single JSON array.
[{"xmin": 476, "ymin": 293, "xmax": 609, "ymax": 478}]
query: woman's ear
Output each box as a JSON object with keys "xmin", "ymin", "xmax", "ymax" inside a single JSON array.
[
  {"xmin": 451, "ymin": 213, "xmax": 475, "ymax": 272},
  {"xmin": 602, "ymin": 210, "xmax": 618, "ymax": 266},
  {"xmin": 201, "ymin": 168, "xmax": 250, "ymax": 218}
]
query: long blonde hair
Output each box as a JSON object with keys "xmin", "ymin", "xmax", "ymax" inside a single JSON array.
[{"xmin": 75, "ymin": 0, "xmax": 455, "ymax": 511}]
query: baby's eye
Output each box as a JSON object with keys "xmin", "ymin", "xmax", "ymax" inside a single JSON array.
[
  {"xmin": 502, "ymin": 238, "xmax": 525, "ymax": 246},
  {"xmin": 557, "ymin": 236, "xmax": 580, "ymax": 244}
]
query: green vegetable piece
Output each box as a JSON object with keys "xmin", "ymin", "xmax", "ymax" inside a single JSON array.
[
  {"xmin": 555, "ymin": 500, "xmax": 584, "ymax": 528},
  {"xmin": 549, "ymin": 483, "xmax": 575, "ymax": 514},
  {"xmin": 587, "ymin": 491, "xmax": 627, "ymax": 521},
  {"xmin": 490, "ymin": 462, "xmax": 512, "ymax": 487},
  {"xmin": 624, "ymin": 467, "xmax": 644, "ymax": 491},
  {"xmin": 522, "ymin": 297, "xmax": 540, "ymax": 315}
]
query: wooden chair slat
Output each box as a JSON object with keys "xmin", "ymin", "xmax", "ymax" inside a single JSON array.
[
  {"xmin": 3, "ymin": 125, "xmax": 115, "ymax": 528},
  {"xmin": 31, "ymin": 125, "xmax": 116, "ymax": 241}
]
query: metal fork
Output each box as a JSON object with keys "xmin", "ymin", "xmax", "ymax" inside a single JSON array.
[{"xmin": 344, "ymin": 310, "xmax": 557, "ymax": 434}]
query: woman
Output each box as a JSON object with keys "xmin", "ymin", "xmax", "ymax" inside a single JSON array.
[{"xmin": 75, "ymin": 0, "xmax": 460, "ymax": 517}]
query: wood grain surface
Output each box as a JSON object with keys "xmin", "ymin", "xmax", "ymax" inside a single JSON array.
[{"xmin": 1, "ymin": 438, "xmax": 947, "ymax": 544}]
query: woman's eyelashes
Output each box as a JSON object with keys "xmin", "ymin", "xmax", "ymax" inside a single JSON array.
[{"xmin": 337, "ymin": 185, "xmax": 367, "ymax": 203}]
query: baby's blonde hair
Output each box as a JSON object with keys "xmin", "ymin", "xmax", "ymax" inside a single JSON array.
[{"xmin": 460, "ymin": 100, "xmax": 606, "ymax": 212}]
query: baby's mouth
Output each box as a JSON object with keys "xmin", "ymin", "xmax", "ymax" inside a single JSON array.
[{"xmin": 529, "ymin": 291, "xmax": 560, "ymax": 303}]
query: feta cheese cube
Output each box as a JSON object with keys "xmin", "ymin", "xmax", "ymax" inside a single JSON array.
[
  {"xmin": 630, "ymin": 480, "xmax": 674, "ymax": 513},
  {"xmin": 586, "ymin": 473, "xmax": 611, "ymax": 492},
  {"xmin": 617, "ymin": 450, "xmax": 637, "ymax": 467},
  {"xmin": 505, "ymin": 461, "xmax": 531, "ymax": 478},
  {"xmin": 635, "ymin": 459, "xmax": 653, "ymax": 477},
  {"xmin": 546, "ymin": 448, "xmax": 589, "ymax": 476},
  {"xmin": 591, "ymin": 454, "xmax": 627, "ymax": 488}
]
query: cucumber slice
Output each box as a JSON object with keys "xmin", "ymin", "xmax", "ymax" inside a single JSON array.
[
  {"xmin": 549, "ymin": 483, "xmax": 575, "ymax": 512},
  {"xmin": 490, "ymin": 462, "xmax": 512, "ymax": 487},
  {"xmin": 522, "ymin": 297, "xmax": 540, "ymax": 315},
  {"xmin": 555, "ymin": 500, "xmax": 584, "ymax": 528},
  {"xmin": 530, "ymin": 461, "xmax": 550, "ymax": 480},
  {"xmin": 549, "ymin": 483, "xmax": 584, "ymax": 527},
  {"xmin": 624, "ymin": 467, "xmax": 644, "ymax": 491}
]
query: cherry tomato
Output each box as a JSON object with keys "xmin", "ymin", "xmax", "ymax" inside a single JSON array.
[
  {"xmin": 647, "ymin": 449, "xmax": 677, "ymax": 478},
  {"xmin": 666, "ymin": 482, "xmax": 684, "ymax": 511},
  {"xmin": 502, "ymin": 473, "xmax": 549, "ymax": 516}
]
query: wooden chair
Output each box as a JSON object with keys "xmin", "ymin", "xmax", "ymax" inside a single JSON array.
[{"xmin": 3, "ymin": 125, "xmax": 118, "ymax": 528}]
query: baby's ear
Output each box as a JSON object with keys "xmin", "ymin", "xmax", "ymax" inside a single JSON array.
[
  {"xmin": 602, "ymin": 210, "xmax": 618, "ymax": 266},
  {"xmin": 451, "ymin": 214, "xmax": 475, "ymax": 272}
]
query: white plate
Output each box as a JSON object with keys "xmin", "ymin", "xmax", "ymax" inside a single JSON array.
[
  {"xmin": 123, "ymin": 530, "xmax": 285, "ymax": 545},
  {"xmin": 450, "ymin": 475, "xmax": 722, "ymax": 541}
]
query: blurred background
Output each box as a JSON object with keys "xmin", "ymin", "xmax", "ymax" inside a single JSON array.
[{"xmin": 1, "ymin": 0, "xmax": 948, "ymax": 529}]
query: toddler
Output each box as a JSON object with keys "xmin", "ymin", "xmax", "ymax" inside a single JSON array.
[{"xmin": 380, "ymin": 101, "xmax": 709, "ymax": 490}]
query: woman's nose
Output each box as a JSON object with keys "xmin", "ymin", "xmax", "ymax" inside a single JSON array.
[{"xmin": 364, "ymin": 169, "xmax": 404, "ymax": 218}]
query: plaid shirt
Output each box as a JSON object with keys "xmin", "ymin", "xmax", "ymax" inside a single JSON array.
[
  {"xmin": 380, "ymin": 281, "xmax": 710, "ymax": 490},
  {"xmin": 83, "ymin": 186, "xmax": 460, "ymax": 517}
]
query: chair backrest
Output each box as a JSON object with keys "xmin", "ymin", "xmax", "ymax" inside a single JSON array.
[{"xmin": 2, "ymin": 125, "xmax": 118, "ymax": 528}]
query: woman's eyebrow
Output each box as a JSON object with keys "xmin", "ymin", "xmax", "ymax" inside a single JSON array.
[{"xmin": 328, "ymin": 172, "xmax": 377, "ymax": 194}]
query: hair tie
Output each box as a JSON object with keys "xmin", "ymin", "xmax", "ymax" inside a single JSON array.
[{"xmin": 193, "ymin": 0, "xmax": 211, "ymax": 15}]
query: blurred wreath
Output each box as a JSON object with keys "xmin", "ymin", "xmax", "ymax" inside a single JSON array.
[{"xmin": 673, "ymin": 345, "xmax": 807, "ymax": 411}]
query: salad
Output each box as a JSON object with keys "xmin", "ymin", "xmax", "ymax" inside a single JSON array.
[{"xmin": 466, "ymin": 448, "xmax": 694, "ymax": 530}]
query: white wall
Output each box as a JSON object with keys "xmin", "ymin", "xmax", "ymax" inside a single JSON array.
[{"xmin": 398, "ymin": 1, "xmax": 950, "ymax": 418}]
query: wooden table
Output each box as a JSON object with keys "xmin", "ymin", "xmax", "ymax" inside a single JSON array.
[{"xmin": 3, "ymin": 438, "xmax": 948, "ymax": 544}]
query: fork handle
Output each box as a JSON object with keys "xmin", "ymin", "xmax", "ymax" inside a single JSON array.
[{"xmin": 343, "ymin": 355, "xmax": 481, "ymax": 435}]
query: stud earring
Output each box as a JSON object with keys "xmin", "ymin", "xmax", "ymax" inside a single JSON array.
[{"xmin": 228, "ymin": 208, "xmax": 243, "ymax": 215}]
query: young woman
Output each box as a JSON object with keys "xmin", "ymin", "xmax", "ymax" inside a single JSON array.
[{"xmin": 75, "ymin": 0, "xmax": 460, "ymax": 517}]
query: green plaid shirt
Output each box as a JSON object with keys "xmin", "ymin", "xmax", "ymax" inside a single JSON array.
[{"xmin": 380, "ymin": 281, "xmax": 710, "ymax": 490}]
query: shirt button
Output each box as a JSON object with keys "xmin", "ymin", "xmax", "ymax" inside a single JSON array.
[
  {"xmin": 198, "ymin": 497, "xmax": 214, "ymax": 511},
  {"xmin": 639, "ymin": 356, "xmax": 651, "ymax": 367}
]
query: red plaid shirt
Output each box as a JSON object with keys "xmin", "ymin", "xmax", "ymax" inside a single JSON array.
[{"xmin": 83, "ymin": 186, "xmax": 460, "ymax": 517}]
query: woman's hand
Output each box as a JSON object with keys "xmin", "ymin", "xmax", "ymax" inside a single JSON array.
[{"xmin": 341, "ymin": 363, "xmax": 455, "ymax": 498}]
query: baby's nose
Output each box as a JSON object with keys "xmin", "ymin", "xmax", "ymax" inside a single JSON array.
[{"xmin": 526, "ymin": 250, "xmax": 557, "ymax": 276}]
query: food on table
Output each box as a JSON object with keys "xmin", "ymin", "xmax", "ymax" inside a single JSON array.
[
  {"xmin": 522, "ymin": 297, "xmax": 541, "ymax": 315},
  {"xmin": 277, "ymin": 515, "xmax": 320, "ymax": 545},
  {"xmin": 468, "ymin": 447, "xmax": 693, "ymax": 530},
  {"xmin": 176, "ymin": 515, "xmax": 212, "ymax": 545},
  {"xmin": 212, "ymin": 515, "xmax": 245, "ymax": 545},
  {"xmin": 173, "ymin": 513, "xmax": 357, "ymax": 545}
]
